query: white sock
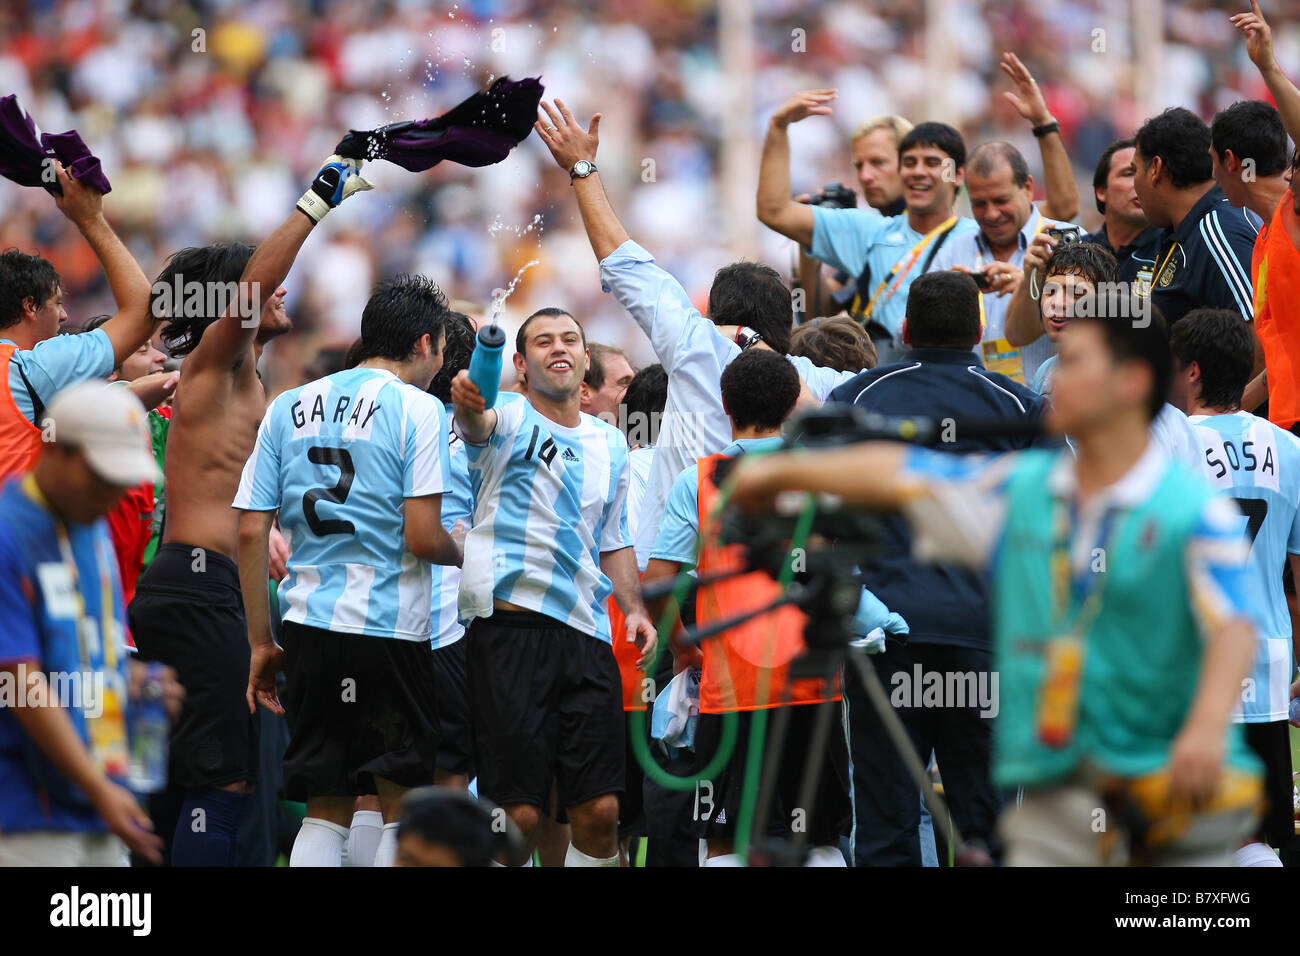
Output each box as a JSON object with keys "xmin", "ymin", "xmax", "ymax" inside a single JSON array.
[
  {"xmin": 347, "ymin": 810, "xmax": 384, "ymax": 868},
  {"xmin": 290, "ymin": 818, "xmax": 349, "ymax": 867},
  {"xmin": 372, "ymin": 822, "xmax": 401, "ymax": 868},
  {"xmin": 703, "ymin": 852, "xmax": 744, "ymax": 867},
  {"xmin": 564, "ymin": 843, "xmax": 619, "ymax": 867},
  {"xmin": 804, "ymin": 845, "xmax": 847, "ymax": 867},
  {"xmin": 1232, "ymin": 841, "xmax": 1282, "ymax": 867}
]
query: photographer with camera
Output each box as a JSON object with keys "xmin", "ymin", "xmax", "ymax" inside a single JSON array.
[
  {"xmin": 758, "ymin": 92, "xmax": 975, "ymax": 365},
  {"xmin": 643, "ymin": 348, "xmax": 850, "ymax": 867},
  {"xmin": 794, "ymin": 115, "xmax": 911, "ymax": 321},
  {"xmin": 729, "ymin": 308, "xmax": 1266, "ymax": 866},
  {"xmin": 825, "ymin": 271, "xmax": 1045, "ymax": 866}
]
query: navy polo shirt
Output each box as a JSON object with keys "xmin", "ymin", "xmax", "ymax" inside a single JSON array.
[
  {"xmin": 1119, "ymin": 184, "xmax": 1259, "ymax": 326},
  {"xmin": 827, "ymin": 349, "xmax": 1047, "ymax": 649}
]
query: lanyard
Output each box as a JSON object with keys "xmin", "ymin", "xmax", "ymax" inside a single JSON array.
[
  {"xmin": 1152, "ymin": 240, "xmax": 1180, "ymax": 286},
  {"xmin": 21, "ymin": 474, "xmax": 118, "ymax": 674},
  {"xmin": 860, "ymin": 216, "xmax": 958, "ymax": 319},
  {"xmin": 1049, "ymin": 495, "xmax": 1119, "ymax": 639}
]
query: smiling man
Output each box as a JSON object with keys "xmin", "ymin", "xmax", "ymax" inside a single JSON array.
[
  {"xmin": 927, "ymin": 141, "xmax": 1080, "ymax": 386},
  {"xmin": 451, "ymin": 306, "xmax": 655, "ymax": 867},
  {"xmin": 758, "ymin": 96, "xmax": 975, "ymax": 364}
]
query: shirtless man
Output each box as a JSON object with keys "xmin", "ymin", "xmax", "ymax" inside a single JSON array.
[{"xmin": 128, "ymin": 156, "xmax": 371, "ymax": 865}]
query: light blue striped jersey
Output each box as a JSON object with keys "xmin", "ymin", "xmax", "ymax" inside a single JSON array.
[
  {"xmin": 430, "ymin": 404, "xmax": 473, "ymax": 650},
  {"xmin": 233, "ymin": 367, "xmax": 451, "ymax": 641},
  {"xmin": 459, "ymin": 393, "xmax": 632, "ymax": 642},
  {"xmin": 1189, "ymin": 410, "xmax": 1300, "ymax": 722}
]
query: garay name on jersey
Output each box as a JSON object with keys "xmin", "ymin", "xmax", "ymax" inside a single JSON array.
[{"xmin": 289, "ymin": 392, "xmax": 382, "ymax": 433}]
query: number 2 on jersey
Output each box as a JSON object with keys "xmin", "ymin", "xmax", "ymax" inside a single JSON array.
[{"xmin": 303, "ymin": 446, "xmax": 356, "ymax": 535}]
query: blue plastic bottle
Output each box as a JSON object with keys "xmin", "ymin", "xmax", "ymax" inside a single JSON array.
[
  {"xmin": 467, "ymin": 323, "xmax": 506, "ymax": 408},
  {"xmin": 128, "ymin": 665, "xmax": 169, "ymax": 793}
]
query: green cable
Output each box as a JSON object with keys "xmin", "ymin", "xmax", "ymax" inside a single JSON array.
[
  {"xmin": 733, "ymin": 492, "xmax": 817, "ymax": 865},
  {"xmin": 626, "ymin": 478, "xmax": 741, "ymax": 791}
]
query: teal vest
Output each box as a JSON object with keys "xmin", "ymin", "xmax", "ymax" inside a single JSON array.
[{"xmin": 991, "ymin": 450, "xmax": 1263, "ymax": 788}]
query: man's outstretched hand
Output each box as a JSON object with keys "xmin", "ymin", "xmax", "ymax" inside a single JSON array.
[
  {"xmin": 1231, "ymin": 0, "xmax": 1276, "ymax": 71},
  {"xmin": 769, "ymin": 89, "xmax": 836, "ymax": 129},
  {"xmin": 535, "ymin": 99, "xmax": 600, "ymax": 174}
]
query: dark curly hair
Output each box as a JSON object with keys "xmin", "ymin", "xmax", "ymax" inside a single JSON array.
[
  {"xmin": 720, "ymin": 348, "xmax": 800, "ymax": 432},
  {"xmin": 153, "ymin": 242, "xmax": 256, "ymax": 356},
  {"xmin": 427, "ymin": 311, "xmax": 476, "ymax": 402},
  {"xmin": 0, "ymin": 249, "xmax": 60, "ymax": 331},
  {"xmin": 1170, "ymin": 308, "xmax": 1254, "ymax": 412},
  {"xmin": 353, "ymin": 274, "xmax": 450, "ymax": 363}
]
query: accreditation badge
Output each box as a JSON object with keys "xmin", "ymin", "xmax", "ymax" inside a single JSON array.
[
  {"xmin": 1132, "ymin": 266, "xmax": 1153, "ymax": 299},
  {"xmin": 1036, "ymin": 634, "xmax": 1084, "ymax": 749},
  {"xmin": 86, "ymin": 677, "xmax": 130, "ymax": 779},
  {"xmin": 981, "ymin": 338, "xmax": 1026, "ymax": 384}
]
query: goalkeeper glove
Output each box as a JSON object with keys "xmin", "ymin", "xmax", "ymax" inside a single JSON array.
[{"xmin": 296, "ymin": 154, "xmax": 372, "ymax": 223}]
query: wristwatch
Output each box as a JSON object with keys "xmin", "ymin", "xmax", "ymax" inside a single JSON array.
[
  {"xmin": 570, "ymin": 159, "xmax": 598, "ymax": 181},
  {"xmin": 734, "ymin": 326, "xmax": 763, "ymax": 351}
]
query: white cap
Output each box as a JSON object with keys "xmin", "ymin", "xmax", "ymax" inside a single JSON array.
[{"xmin": 43, "ymin": 382, "xmax": 161, "ymax": 487}]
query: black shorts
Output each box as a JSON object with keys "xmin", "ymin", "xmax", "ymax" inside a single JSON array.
[
  {"xmin": 691, "ymin": 703, "xmax": 850, "ymax": 846},
  {"xmin": 431, "ymin": 639, "xmax": 474, "ymax": 776},
  {"xmin": 620, "ymin": 710, "xmax": 648, "ymax": 837},
  {"xmin": 129, "ymin": 543, "xmax": 258, "ymax": 790},
  {"xmin": 279, "ymin": 621, "xmax": 440, "ymax": 801},
  {"xmin": 466, "ymin": 609, "xmax": 624, "ymax": 812},
  {"xmin": 1242, "ymin": 719, "xmax": 1296, "ymax": 848}
]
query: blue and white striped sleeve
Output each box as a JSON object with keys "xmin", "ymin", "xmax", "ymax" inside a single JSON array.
[
  {"xmin": 1185, "ymin": 493, "xmax": 1262, "ymax": 642},
  {"xmin": 600, "ymin": 437, "xmax": 633, "ymax": 554},
  {"xmin": 1199, "ymin": 208, "xmax": 1257, "ymax": 321},
  {"xmin": 404, "ymin": 391, "xmax": 449, "ymax": 498},
  {"xmin": 233, "ymin": 400, "xmax": 283, "ymax": 511}
]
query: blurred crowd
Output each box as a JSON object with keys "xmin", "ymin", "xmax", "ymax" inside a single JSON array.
[{"xmin": 4, "ymin": 0, "xmax": 1300, "ymax": 397}]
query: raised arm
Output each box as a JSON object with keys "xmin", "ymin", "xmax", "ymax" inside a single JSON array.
[
  {"xmin": 51, "ymin": 164, "xmax": 152, "ymax": 367},
  {"xmin": 1001, "ymin": 53, "xmax": 1078, "ymax": 223},
  {"xmin": 756, "ymin": 91, "xmax": 836, "ymax": 248},
  {"xmin": 1004, "ymin": 232, "xmax": 1055, "ymax": 347},
  {"xmin": 1233, "ymin": 1, "xmax": 1300, "ymax": 149},
  {"xmin": 195, "ymin": 155, "xmax": 371, "ymax": 368},
  {"xmin": 726, "ymin": 441, "xmax": 916, "ymax": 512},
  {"xmin": 535, "ymin": 100, "xmax": 628, "ymax": 261},
  {"xmin": 537, "ymin": 98, "xmax": 711, "ymax": 372}
]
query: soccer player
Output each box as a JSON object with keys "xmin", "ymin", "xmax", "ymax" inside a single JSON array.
[
  {"xmin": 451, "ymin": 307, "xmax": 655, "ymax": 867},
  {"xmin": 728, "ymin": 311, "xmax": 1266, "ymax": 866},
  {"xmin": 644, "ymin": 348, "xmax": 849, "ymax": 867},
  {"xmin": 128, "ymin": 154, "xmax": 372, "ymax": 865},
  {"xmin": 425, "ymin": 310, "xmax": 478, "ymax": 792},
  {"xmin": 236, "ymin": 275, "xmax": 462, "ymax": 868},
  {"xmin": 1171, "ymin": 308, "xmax": 1300, "ymax": 866}
]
